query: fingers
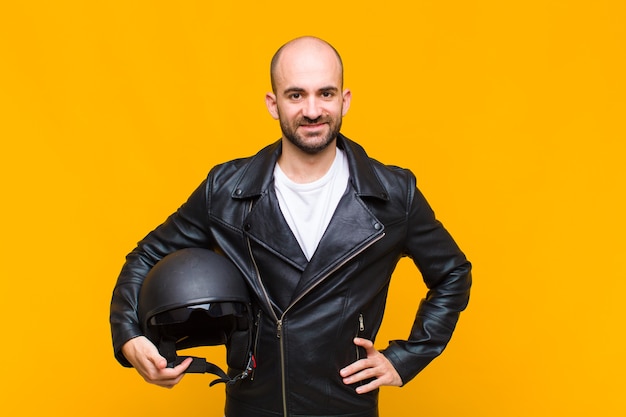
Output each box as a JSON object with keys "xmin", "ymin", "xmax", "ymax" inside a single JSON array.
[
  {"xmin": 149, "ymin": 357, "xmax": 192, "ymax": 389},
  {"xmin": 142, "ymin": 356, "xmax": 192, "ymax": 389},
  {"xmin": 339, "ymin": 338, "xmax": 376, "ymax": 381},
  {"xmin": 352, "ymin": 337, "xmax": 375, "ymax": 350},
  {"xmin": 121, "ymin": 336, "xmax": 191, "ymax": 389},
  {"xmin": 340, "ymin": 338, "xmax": 403, "ymax": 394}
]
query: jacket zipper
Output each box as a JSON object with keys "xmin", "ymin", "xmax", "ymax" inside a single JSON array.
[
  {"xmin": 277, "ymin": 319, "xmax": 287, "ymax": 415},
  {"xmin": 356, "ymin": 313, "xmax": 365, "ymax": 360},
  {"xmin": 246, "ymin": 201, "xmax": 385, "ymax": 417},
  {"xmin": 283, "ymin": 232, "xmax": 385, "ymax": 313},
  {"xmin": 245, "ymin": 201, "xmax": 280, "ymax": 324}
]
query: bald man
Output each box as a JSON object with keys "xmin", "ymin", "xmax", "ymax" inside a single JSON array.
[{"xmin": 111, "ymin": 36, "xmax": 471, "ymax": 417}]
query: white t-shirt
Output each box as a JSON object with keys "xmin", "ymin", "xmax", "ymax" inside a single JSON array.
[{"xmin": 274, "ymin": 149, "xmax": 350, "ymax": 261}]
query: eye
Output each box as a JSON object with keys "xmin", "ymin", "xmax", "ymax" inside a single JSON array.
[
  {"xmin": 321, "ymin": 91, "xmax": 333, "ymax": 98},
  {"xmin": 289, "ymin": 93, "xmax": 302, "ymax": 100}
]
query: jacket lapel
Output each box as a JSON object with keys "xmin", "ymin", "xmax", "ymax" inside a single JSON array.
[
  {"xmin": 243, "ymin": 188, "xmax": 309, "ymax": 271},
  {"xmin": 232, "ymin": 134, "xmax": 390, "ymax": 308},
  {"xmin": 291, "ymin": 188, "xmax": 384, "ymax": 299}
]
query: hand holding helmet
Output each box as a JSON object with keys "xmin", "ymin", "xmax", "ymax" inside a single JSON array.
[
  {"xmin": 124, "ymin": 248, "xmax": 255, "ymax": 388},
  {"xmin": 121, "ymin": 335, "xmax": 192, "ymax": 388}
]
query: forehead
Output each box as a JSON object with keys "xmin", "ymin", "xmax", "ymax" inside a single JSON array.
[{"xmin": 274, "ymin": 42, "xmax": 342, "ymax": 91}]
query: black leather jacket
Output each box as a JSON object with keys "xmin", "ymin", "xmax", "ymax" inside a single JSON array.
[{"xmin": 110, "ymin": 134, "xmax": 472, "ymax": 417}]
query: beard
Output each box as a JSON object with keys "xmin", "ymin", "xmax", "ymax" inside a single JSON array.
[{"xmin": 278, "ymin": 113, "xmax": 343, "ymax": 155}]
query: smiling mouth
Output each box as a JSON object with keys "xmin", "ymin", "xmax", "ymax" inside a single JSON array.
[{"xmin": 300, "ymin": 122, "xmax": 326, "ymax": 129}]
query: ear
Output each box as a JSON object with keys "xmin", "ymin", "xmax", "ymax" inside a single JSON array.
[
  {"xmin": 341, "ymin": 89, "xmax": 352, "ymax": 117},
  {"xmin": 265, "ymin": 92, "xmax": 279, "ymax": 120}
]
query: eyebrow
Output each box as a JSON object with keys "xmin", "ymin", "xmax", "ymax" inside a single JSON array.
[
  {"xmin": 282, "ymin": 86, "xmax": 340, "ymax": 95},
  {"xmin": 283, "ymin": 87, "xmax": 305, "ymax": 95}
]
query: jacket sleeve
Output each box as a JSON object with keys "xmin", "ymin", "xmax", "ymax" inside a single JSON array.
[
  {"xmin": 109, "ymin": 178, "xmax": 214, "ymax": 367},
  {"xmin": 381, "ymin": 178, "xmax": 472, "ymax": 384}
]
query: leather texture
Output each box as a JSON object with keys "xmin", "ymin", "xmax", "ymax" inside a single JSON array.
[{"xmin": 110, "ymin": 134, "xmax": 472, "ymax": 417}]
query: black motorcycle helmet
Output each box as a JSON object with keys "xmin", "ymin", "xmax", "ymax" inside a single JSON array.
[{"xmin": 138, "ymin": 248, "xmax": 255, "ymax": 386}]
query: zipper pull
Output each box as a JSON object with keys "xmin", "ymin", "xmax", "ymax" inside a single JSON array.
[
  {"xmin": 359, "ymin": 314, "xmax": 364, "ymax": 332},
  {"xmin": 276, "ymin": 320, "xmax": 283, "ymax": 338}
]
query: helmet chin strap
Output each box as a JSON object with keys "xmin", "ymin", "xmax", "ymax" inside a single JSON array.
[
  {"xmin": 170, "ymin": 354, "xmax": 256, "ymax": 386},
  {"xmin": 160, "ymin": 338, "xmax": 255, "ymax": 386}
]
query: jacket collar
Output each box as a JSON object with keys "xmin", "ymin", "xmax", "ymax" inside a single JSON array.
[{"xmin": 231, "ymin": 133, "xmax": 390, "ymax": 202}]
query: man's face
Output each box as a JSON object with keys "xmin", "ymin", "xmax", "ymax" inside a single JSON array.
[{"xmin": 266, "ymin": 41, "xmax": 351, "ymax": 154}]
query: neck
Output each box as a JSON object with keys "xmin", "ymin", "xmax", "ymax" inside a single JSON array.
[{"xmin": 278, "ymin": 139, "xmax": 337, "ymax": 184}]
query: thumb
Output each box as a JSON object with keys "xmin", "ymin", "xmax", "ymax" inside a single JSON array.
[
  {"xmin": 150, "ymin": 353, "xmax": 168, "ymax": 370},
  {"xmin": 144, "ymin": 341, "xmax": 168, "ymax": 370},
  {"xmin": 353, "ymin": 337, "xmax": 377, "ymax": 356},
  {"xmin": 353, "ymin": 337, "xmax": 373, "ymax": 348}
]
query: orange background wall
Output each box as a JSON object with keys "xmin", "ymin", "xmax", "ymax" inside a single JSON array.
[{"xmin": 1, "ymin": 1, "xmax": 624, "ymax": 416}]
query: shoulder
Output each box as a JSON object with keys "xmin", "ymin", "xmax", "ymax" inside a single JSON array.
[
  {"xmin": 206, "ymin": 141, "xmax": 281, "ymax": 198},
  {"xmin": 339, "ymin": 134, "xmax": 417, "ymax": 197}
]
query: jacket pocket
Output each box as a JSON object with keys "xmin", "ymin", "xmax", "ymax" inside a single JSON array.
[
  {"xmin": 354, "ymin": 312, "xmax": 376, "ymax": 386},
  {"xmin": 355, "ymin": 313, "xmax": 366, "ymax": 361}
]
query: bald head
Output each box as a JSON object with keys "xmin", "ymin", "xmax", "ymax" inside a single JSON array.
[{"xmin": 270, "ymin": 37, "xmax": 344, "ymax": 93}]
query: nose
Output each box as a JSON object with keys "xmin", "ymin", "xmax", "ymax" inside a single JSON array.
[{"xmin": 302, "ymin": 96, "xmax": 323, "ymax": 120}]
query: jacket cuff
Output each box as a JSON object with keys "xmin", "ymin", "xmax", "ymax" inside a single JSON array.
[
  {"xmin": 381, "ymin": 342, "xmax": 434, "ymax": 385},
  {"xmin": 111, "ymin": 325, "xmax": 143, "ymax": 368}
]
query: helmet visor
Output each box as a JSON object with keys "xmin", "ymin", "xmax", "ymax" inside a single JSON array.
[{"xmin": 149, "ymin": 302, "xmax": 247, "ymax": 326}]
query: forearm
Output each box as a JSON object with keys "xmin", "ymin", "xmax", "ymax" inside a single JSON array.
[
  {"xmin": 382, "ymin": 259, "xmax": 472, "ymax": 383},
  {"xmin": 385, "ymin": 183, "xmax": 472, "ymax": 383}
]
